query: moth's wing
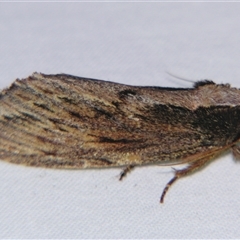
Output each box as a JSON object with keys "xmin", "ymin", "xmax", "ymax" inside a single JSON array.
[
  {"xmin": 0, "ymin": 73, "xmax": 237, "ymax": 168},
  {"xmin": 0, "ymin": 73, "xmax": 152, "ymax": 168}
]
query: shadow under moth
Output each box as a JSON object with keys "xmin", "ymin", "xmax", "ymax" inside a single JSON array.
[{"xmin": 1, "ymin": 72, "xmax": 240, "ymax": 203}]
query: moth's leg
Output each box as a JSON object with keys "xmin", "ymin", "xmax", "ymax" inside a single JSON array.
[
  {"xmin": 119, "ymin": 165, "xmax": 135, "ymax": 180},
  {"xmin": 231, "ymin": 144, "xmax": 240, "ymax": 160},
  {"xmin": 160, "ymin": 155, "xmax": 215, "ymax": 203}
]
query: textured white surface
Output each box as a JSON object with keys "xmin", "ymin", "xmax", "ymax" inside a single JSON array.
[{"xmin": 1, "ymin": 2, "xmax": 240, "ymax": 238}]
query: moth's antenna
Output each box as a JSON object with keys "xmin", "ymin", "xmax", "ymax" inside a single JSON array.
[{"xmin": 165, "ymin": 71, "xmax": 196, "ymax": 84}]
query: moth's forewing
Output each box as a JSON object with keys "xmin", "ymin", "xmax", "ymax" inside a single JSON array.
[{"xmin": 1, "ymin": 73, "xmax": 240, "ymax": 169}]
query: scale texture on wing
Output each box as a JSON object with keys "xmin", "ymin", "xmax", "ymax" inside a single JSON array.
[{"xmin": 1, "ymin": 73, "xmax": 240, "ymax": 168}]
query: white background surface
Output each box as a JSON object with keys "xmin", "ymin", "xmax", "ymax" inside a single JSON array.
[{"xmin": 1, "ymin": 2, "xmax": 240, "ymax": 239}]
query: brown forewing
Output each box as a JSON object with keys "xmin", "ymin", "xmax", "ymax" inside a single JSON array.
[{"xmin": 1, "ymin": 73, "xmax": 240, "ymax": 169}]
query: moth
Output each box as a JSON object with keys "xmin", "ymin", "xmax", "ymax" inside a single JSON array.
[{"xmin": 1, "ymin": 72, "xmax": 240, "ymax": 203}]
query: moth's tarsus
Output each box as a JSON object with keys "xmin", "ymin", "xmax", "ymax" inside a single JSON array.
[
  {"xmin": 160, "ymin": 153, "xmax": 222, "ymax": 203},
  {"xmin": 160, "ymin": 176, "xmax": 178, "ymax": 203},
  {"xmin": 119, "ymin": 165, "xmax": 135, "ymax": 180}
]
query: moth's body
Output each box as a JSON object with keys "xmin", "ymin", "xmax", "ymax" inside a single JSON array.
[{"xmin": 1, "ymin": 73, "xmax": 240, "ymax": 202}]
